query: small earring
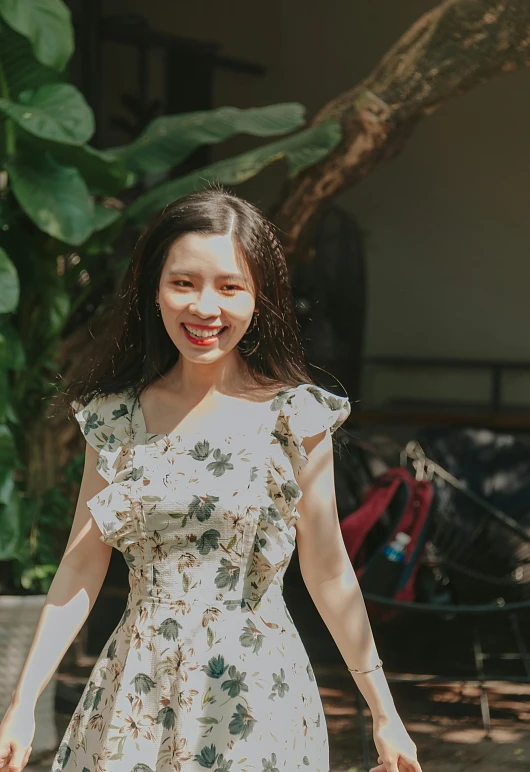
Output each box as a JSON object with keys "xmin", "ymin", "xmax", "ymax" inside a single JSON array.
[
  {"xmin": 248, "ymin": 312, "xmax": 259, "ymax": 331},
  {"xmin": 238, "ymin": 311, "xmax": 260, "ymax": 356},
  {"xmin": 155, "ymin": 301, "xmax": 161, "ymax": 315}
]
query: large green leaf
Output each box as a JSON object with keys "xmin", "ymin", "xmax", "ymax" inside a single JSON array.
[
  {"xmin": 0, "ymin": 319, "xmax": 25, "ymax": 369},
  {"xmin": 7, "ymin": 152, "xmax": 95, "ymax": 245},
  {"xmin": 112, "ymin": 103, "xmax": 307, "ymax": 176},
  {"xmin": 81, "ymin": 203, "xmax": 124, "ymax": 257},
  {"xmin": 94, "ymin": 202, "xmax": 123, "ymax": 232},
  {"xmin": 0, "ymin": 247, "xmax": 19, "ymax": 312},
  {"xmin": 15, "ymin": 130, "xmax": 132, "ymax": 196},
  {"xmin": 0, "ymin": 479, "xmax": 20, "ymax": 560},
  {"xmin": 0, "ymin": 83, "xmax": 94, "ymax": 144},
  {"xmin": 49, "ymin": 144, "xmax": 132, "ymax": 196},
  {"xmin": 127, "ymin": 119, "xmax": 342, "ymax": 226},
  {"xmin": 0, "ymin": 313, "xmax": 10, "ymax": 426},
  {"xmin": 0, "ymin": 332, "xmax": 6, "ymax": 418},
  {"xmin": 47, "ymin": 289, "xmax": 70, "ymax": 336},
  {"xmin": 0, "ymin": 19, "xmax": 58, "ymax": 99},
  {"xmin": 0, "ymin": 0, "xmax": 73, "ymax": 71},
  {"xmin": 0, "ymin": 464, "xmax": 14, "ymax": 507}
]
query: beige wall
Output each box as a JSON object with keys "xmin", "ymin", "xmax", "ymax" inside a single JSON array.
[{"xmin": 101, "ymin": 0, "xmax": 530, "ymax": 406}]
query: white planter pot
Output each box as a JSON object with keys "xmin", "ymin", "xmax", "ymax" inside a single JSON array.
[{"xmin": 0, "ymin": 594, "xmax": 58, "ymax": 755}]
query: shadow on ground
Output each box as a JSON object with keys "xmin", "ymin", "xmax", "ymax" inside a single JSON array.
[{"xmin": 318, "ymin": 666, "xmax": 530, "ymax": 771}]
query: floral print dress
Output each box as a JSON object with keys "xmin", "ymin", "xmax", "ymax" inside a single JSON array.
[{"xmin": 51, "ymin": 382, "xmax": 350, "ymax": 772}]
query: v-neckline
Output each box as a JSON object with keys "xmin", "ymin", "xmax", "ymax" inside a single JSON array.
[{"xmin": 128, "ymin": 385, "xmax": 297, "ymax": 445}]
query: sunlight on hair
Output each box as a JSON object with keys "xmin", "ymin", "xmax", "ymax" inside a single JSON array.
[{"xmin": 226, "ymin": 210, "xmax": 236, "ymax": 239}]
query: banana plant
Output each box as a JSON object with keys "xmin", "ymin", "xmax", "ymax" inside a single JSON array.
[{"xmin": 0, "ymin": 0, "xmax": 341, "ymax": 592}]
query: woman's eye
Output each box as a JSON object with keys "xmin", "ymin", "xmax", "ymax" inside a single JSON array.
[{"xmin": 172, "ymin": 280, "xmax": 240, "ymax": 293}]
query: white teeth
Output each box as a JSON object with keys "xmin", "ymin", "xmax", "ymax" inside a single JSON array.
[{"xmin": 183, "ymin": 324, "xmax": 225, "ymax": 339}]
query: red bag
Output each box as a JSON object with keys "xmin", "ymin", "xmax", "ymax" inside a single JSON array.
[{"xmin": 340, "ymin": 467, "xmax": 433, "ymax": 606}]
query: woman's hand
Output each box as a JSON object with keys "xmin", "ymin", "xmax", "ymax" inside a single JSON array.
[
  {"xmin": 370, "ymin": 712, "xmax": 421, "ymax": 772},
  {"xmin": 0, "ymin": 703, "xmax": 35, "ymax": 772}
]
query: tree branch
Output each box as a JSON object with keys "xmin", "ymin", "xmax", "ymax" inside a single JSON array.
[{"xmin": 274, "ymin": 0, "xmax": 530, "ymax": 265}]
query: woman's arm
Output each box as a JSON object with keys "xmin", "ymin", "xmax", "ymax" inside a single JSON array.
[
  {"xmin": 295, "ymin": 429, "xmax": 421, "ymax": 772},
  {"xmin": 8, "ymin": 445, "xmax": 112, "ymax": 710}
]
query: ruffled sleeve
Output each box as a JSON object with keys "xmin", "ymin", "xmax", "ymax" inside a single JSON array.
[
  {"xmin": 240, "ymin": 382, "xmax": 350, "ymax": 609},
  {"xmin": 271, "ymin": 383, "xmax": 351, "ymax": 476},
  {"xmin": 71, "ymin": 392, "xmax": 139, "ymax": 548},
  {"xmin": 71, "ymin": 392, "xmax": 134, "ymax": 484}
]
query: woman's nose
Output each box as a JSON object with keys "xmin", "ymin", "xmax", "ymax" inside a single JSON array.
[{"xmin": 192, "ymin": 289, "xmax": 221, "ymax": 316}]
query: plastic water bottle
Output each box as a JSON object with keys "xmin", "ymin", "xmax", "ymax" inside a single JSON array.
[
  {"xmin": 360, "ymin": 532, "xmax": 411, "ymax": 597},
  {"xmin": 383, "ymin": 532, "xmax": 411, "ymax": 563}
]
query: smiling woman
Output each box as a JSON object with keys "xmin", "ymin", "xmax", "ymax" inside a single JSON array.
[
  {"xmin": 1, "ymin": 188, "xmax": 419, "ymax": 772},
  {"xmin": 156, "ymin": 232, "xmax": 256, "ymax": 356},
  {"xmin": 64, "ymin": 188, "xmax": 312, "ymax": 404}
]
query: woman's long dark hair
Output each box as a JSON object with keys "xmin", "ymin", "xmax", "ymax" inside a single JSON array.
[{"xmin": 63, "ymin": 188, "xmax": 316, "ymax": 408}]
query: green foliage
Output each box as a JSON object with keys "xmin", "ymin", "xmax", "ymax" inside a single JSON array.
[
  {"xmin": 0, "ymin": 0, "xmax": 341, "ymax": 593},
  {"xmin": 13, "ymin": 453, "xmax": 85, "ymax": 593},
  {"xmin": 6, "ymin": 152, "xmax": 95, "ymax": 243},
  {"xmin": 0, "ymin": 0, "xmax": 74, "ymax": 70},
  {"xmin": 128, "ymin": 120, "xmax": 342, "ymax": 226},
  {"xmin": 0, "ymin": 247, "xmax": 19, "ymax": 312},
  {"xmin": 112, "ymin": 103, "xmax": 306, "ymax": 175},
  {"xmin": 0, "ymin": 83, "xmax": 94, "ymax": 144},
  {"xmin": 0, "ymin": 13, "xmax": 64, "ymax": 101}
]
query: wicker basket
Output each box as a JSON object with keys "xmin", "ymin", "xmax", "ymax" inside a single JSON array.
[{"xmin": 0, "ymin": 595, "xmax": 58, "ymax": 754}]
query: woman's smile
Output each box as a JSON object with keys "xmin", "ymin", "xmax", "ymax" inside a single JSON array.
[{"xmin": 180, "ymin": 322, "xmax": 229, "ymax": 345}]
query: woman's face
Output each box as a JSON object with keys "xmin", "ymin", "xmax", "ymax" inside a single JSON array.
[{"xmin": 157, "ymin": 232, "xmax": 257, "ymax": 359}]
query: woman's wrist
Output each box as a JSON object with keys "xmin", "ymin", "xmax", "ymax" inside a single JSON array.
[
  {"xmin": 348, "ymin": 660, "xmax": 397, "ymax": 722},
  {"xmin": 372, "ymin": 706, "xmax": 402, "ymax": 726},
  {"xmin": 10, "ymin": 688, "xmax": 37, "ymax": 712},
  {"xmin": 347, "ymin": 657, "xmax": 383, "ymax": 674}
]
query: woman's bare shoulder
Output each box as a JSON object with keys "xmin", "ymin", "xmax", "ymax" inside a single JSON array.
[{"xmin": 243, "ymin": 380, "xmax": 296, "ymax": 403}]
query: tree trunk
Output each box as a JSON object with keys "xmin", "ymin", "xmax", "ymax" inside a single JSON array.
[{"xmin": 274, "ymin": 0, "xmax": 530, "ymax": 265}]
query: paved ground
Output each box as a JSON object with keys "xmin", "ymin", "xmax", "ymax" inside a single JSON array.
[
  {"xmin": 25, "ymin": 667, "xmax": 529, "ymax": 771},
  {"xmin": 320, "ymin": 668, "xmax": 530, "ymax": 771}
]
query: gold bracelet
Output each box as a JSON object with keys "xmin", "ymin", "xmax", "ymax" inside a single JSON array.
[{"xmin": 347, "ymin": 658, "xmax": 383, "ymax": 674}]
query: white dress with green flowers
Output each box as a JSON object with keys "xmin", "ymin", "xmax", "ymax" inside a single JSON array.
[{"xmin": 51, "ymin": 382, "xmax": 350, "ymax": 772}]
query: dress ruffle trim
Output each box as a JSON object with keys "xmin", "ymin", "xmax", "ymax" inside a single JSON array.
[
  {"xmin": 242, "ymin": 383, "xmax": 350, "ymax": 609},
  {"xmin": 271, "ymin": 383, "xmax": 351, "ymax": 475},
  {"xmin": 71, "ymin": 392, "xmax": 136, "ymax": 484},
  {"xmin": 86, "ymin": 483, "xmax": 140, "ymax": 548},
  {"xmin": 72, "ymin": 392, "xmax": 140, "ymax": 545}
]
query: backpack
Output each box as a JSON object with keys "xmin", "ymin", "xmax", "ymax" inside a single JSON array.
[{"xmin": 340, "ymin": 467, "xmax": 433, "ymax": 617}]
